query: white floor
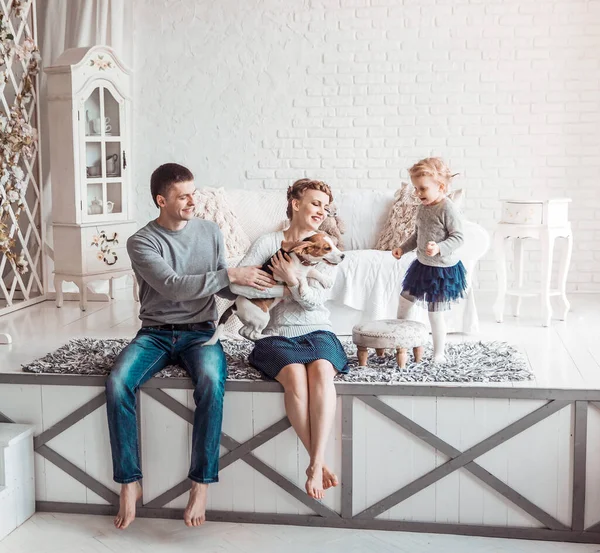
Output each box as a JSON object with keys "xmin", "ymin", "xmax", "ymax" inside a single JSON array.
[
  {"xmin": 1, "ymin": 290, "xmax": 599, "ymax": 389},
  {"xmin": 1, "ymin": 512, "xmax": 599, "ymax": 553}
]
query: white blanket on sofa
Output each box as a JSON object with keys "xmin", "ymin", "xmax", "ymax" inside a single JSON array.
[
  {"xmin": 328, "ymin": 249, "xmax": 415, "ymax": 320},
  {"xmin": 325, "ymin": 246, "xmax": 478, "ymax": 334}
]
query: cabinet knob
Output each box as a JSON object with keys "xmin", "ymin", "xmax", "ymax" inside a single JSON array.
[{"xmin": 123, "ymin": 150, "xmax": 127, "ymax": 169}]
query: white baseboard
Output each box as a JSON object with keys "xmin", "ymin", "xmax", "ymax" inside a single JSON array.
[{"xmin": 46, "ymin": 291, "xmax": 111, "ymax": 303}]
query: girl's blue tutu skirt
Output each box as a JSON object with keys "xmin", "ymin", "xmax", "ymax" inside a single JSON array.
[{"xmin": 402, "ymin": 259, "xmax": 468, "ymax": 312}]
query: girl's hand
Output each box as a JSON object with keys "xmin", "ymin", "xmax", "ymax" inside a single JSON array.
[
  {"xmin": 425, "ymin": 241, "xmax": 440, "ymax": 257},
  {"xmin": 392, "ymin": 247, "xmax": 403, "ymax": 259},
  {"xmin": 269, "ymin": 251, "xmax": 298, "ymax": 287}
]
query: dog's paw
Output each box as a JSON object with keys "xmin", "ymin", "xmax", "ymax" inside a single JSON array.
[
  {"xmin": 239, "ymin": 327, "xmax": 265, "ymax": 342},
  {"xmin": 238, "ymin": 327, "xmax": 252, "ymax": 341}
]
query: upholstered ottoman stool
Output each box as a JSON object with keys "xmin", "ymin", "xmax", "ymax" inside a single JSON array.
[{"xmin": 352, "ymin": 320, "xmax": 429, "ymax": 368}]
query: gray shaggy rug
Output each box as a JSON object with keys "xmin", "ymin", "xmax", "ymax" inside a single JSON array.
[{"xmin": 21, "ymin": 337, "xmax": 533, "ymax": 384}]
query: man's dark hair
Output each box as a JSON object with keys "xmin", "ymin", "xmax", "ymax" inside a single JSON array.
[{"xmin": 150, "ymin": 163, "xmax": 194, "ymax": 207}]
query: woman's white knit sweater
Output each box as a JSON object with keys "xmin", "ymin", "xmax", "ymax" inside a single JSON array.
[{"xmin": 229, "ymin": 231, "xmax": 337, "ymax": 338}]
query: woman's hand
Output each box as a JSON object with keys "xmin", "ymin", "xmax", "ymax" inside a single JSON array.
[
  {"xmin": 425, "ymin": 241, "xmax": 440, "ymax": 257},
  {"xmin": 269, "ymin": 251, "xmax": 298, "ymax": 287},
  {"xmin": 392, "ymin": 247, "xmax": 403, "ymax": 259}
]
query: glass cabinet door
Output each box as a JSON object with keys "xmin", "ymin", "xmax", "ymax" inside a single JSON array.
[
  {"xmin": 103, "ymin": 88, "xmax": 121, "ymax": 137},
  {"xmin": 82, "ymin": 83, "xmax": 126, "ymax": 221}
]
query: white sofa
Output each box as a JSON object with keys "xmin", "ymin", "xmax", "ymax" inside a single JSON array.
[{"xmin": 223, "ymin": 188, "xmax": 490, "ymax": 335}]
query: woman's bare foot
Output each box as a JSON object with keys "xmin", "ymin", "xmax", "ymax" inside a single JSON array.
[
  {"xmin": 305, "ymin": 464, "xmax": 324, "ymax": 500},
  {"xmin": 184, "ymin": 482, "xmax": 208, "ymax": 527},
  {"xmin": 114, "ymin": 481, "xmax": 142, "ymax": 530},
  {"xmin": 322, "ymin": 465, "xmax": 338, "ymax": 490}
]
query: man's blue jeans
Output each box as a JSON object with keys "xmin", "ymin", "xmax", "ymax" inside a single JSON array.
[{"xmin": 105, "ymin": 327, "xmax": 227, "ymax": 484}]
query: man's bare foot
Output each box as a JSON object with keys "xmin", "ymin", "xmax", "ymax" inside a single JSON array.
[
  {"xmin": 305, "ymin": 464, "xmax": 324, "ymax": 500},
  {"xmin": 114, "ymin": 481, "xmax": 142, "ymax": 530},
  {"xmin": 322, "ymin": 465, "xmax": 338, "ymax": 490},
  {"xmin": 184, "ymin": 482, "xmax": 208, "ymax": 527}
]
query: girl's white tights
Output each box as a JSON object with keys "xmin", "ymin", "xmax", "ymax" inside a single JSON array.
[
  {"xmin": 397, "ymin": 296, "xmax": 447, "ymax": 363},
  {"xmin": 427, "ymin": 310, "xmax": 447, "ymax": 363},
  {"xmin": 396, "ymin": 295, "xmax": 414, "ymax": 319}
]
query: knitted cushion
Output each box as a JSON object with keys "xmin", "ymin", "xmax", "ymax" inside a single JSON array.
[
  {"xmin": 375, "ymin": 185, "xmax": 464, "ymax": 252},
  {"xmin": 225, "ymin": 190, "xmax": 288, "ymax": 243},
  {"xmin": 194, "ymin": 187, "xmax": 251, "ymax": 257},
  {"xmin": 352, "ymin": 319, "xmax": 428, "ymax": 349},
  {"xmin": 374, "ymin": 182, "xmax": 419, "ymax": 251}
]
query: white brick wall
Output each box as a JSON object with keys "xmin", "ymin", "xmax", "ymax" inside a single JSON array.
[{"xmin": 133, "ymin": 0, "xmax": 600, "ymax": 291}]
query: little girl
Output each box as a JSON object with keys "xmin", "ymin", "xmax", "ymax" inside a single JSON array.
[{"xmin": 392, "ymin": 157, "xmax": 468, "ymax": 363}]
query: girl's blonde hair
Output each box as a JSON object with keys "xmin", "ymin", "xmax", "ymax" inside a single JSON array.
[
  {"xmin": 286, "ymin": 178, "xmax": 333, "ymax": 220},
  {"xmin": 408, "ymin": 158, "xmax": 457, "ymax": 191}
]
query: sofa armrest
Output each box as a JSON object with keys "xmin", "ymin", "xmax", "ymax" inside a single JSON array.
[{"xmin": 455, "ymin": 220, "xmax": 490, "ymax": 264}]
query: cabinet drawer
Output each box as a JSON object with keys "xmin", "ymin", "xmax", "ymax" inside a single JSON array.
[
  {"xmin": 83, "ymin": 222, "xmax": 138, "ymax": 251},
  {"xmin": 84, "ymin": 247, "xmax": 132, "ymax": 274},
  {"xmin": 500, "ymin": 202, "xmax": 543, "ymax": 225},
  {"xmin": 500, "ymin": 200, "xmax": 570, "ymax": 226}
]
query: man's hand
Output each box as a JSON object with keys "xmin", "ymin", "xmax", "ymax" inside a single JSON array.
[
  {"xmin": 425, "ymin": 241, "xmax": 440, "ymax": 257},
  {"xmin": 227, "ymin": 266, "xmax": 276, "ymax": 290},
  {"xmin": 392, "ymin": 247, "xmax": 403, "ymax": 259}
]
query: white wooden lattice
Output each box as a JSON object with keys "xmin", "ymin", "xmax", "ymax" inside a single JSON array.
[{"xmin": 0, "ymin": 0, "xmax": 45, "ymax": 315}]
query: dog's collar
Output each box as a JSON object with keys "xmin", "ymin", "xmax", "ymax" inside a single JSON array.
[{"xmin": 296, "ymin": 254, "xmax": 317, "ymax": 267}]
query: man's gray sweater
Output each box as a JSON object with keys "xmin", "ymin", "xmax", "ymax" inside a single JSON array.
[{"xmin": 127, "ymin": 218, "xmax": 235, "ymax": 327}]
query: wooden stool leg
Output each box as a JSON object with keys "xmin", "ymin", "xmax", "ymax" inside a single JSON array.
[
  {"xmin": 396, "ymin": 348, "xmax": 408, "ymax": 368},
  {"xmin": 375, "ymin": 348, "xmax": 385, "ymax": 357},
  {"xmin": 413, "ymin": 346, "xmax": 424, "ymax": 363},
  {"xmin": 357, "ymin": 347, "xmax": 369, "ymax": 367}
]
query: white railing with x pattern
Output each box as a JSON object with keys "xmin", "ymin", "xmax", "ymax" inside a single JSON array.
[{"xmin": 0, "ymin": 0, "xmax": 45, "ymax": 319}]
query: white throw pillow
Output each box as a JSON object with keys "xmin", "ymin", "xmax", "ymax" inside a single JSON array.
[{"xmin": 194, "ymin": 187, "xmax": 251, "ymax": 257}]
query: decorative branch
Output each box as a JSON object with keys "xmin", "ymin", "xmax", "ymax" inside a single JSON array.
[{"xmin": 0, "ymin": 3, "xmax": 41, "ymax": 275}]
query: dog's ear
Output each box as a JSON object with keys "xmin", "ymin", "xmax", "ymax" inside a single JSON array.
[
  {"xmin": 280, "ymin": 240, "xmax": 295, "ymax": 251},
  {"xmin": 281, "ymin": 240, "xmax": 303, "ymax": 252},
  {"xmin": 290, "ymin": 242, "xmax": 314, "ymax": 255},
  {"xmin": 281, "ymin": 240, "xmax": 310, "ymax": 253}
]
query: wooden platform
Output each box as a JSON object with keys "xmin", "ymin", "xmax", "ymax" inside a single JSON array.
[
  {"xmin": 1, "ymin": 292, "xmax": 600, "ymax": 543},
  {"xmin": 0, "ymin": 424, "xmax": 35, "ymax": 539}
]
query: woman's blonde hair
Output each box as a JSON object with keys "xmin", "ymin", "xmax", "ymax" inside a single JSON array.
[
  {"xmin": 408, "ymin": 157, "xmax": 458, "ymax": 191},
  {"xmin": 286, "ymin": 178, "xmax": 333, "ymax": 220}
]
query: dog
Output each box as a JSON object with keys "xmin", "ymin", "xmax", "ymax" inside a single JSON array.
[{"xmin": 203, "ymin": 233, "xmax": 345, "ymax": 346}]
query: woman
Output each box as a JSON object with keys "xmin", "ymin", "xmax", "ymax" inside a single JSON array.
[{"xmin": 230, "ymin": 178, "xmax": 349, "ymax": 500}]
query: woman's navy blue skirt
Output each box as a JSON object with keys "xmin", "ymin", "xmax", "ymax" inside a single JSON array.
[
  {"xmin": 249, "ymin": 330, "xmax": 350, "ymax": 380},
  {"xmin": 402, "ymin": 259, "xmax": 468, "ymax": 312}
]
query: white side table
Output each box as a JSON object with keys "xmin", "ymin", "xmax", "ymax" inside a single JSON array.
[{"xmin": 493, "ymin": 198, "xmax": 573, "ymax": 327}]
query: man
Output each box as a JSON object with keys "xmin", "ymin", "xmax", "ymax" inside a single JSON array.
[{"xmin": 106, "ymin": 163, "xmax": 275, "ymax": 529}]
